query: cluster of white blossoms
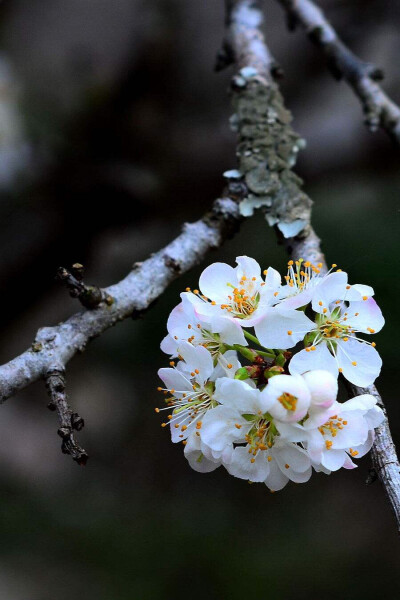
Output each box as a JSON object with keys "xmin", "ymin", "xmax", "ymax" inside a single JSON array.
[{"xmin": 157, "ymin": 256, "xmax": 385, "ymax": 491}]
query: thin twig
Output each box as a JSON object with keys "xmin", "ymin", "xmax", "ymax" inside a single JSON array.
[
  {"xmin": 276, "ymin": 0, "xmax": 400, "ymax": 143},
  {"xmin": 57, "ymin": 264, "xmax": 114, "ymax": 309},
  {"xmin": 45, "ymin": 368, "xmax": 88, "ymax": 465}
]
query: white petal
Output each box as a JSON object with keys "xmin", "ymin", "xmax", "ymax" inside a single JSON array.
[
  {"xmin": 211, "ymin": 315, "xmax": 247, "ymax": 345},
  {"xmin": 264, "ymin": 459, "xmax": 289, "ymax": 491},
  {"xmin": 160, "ymin": 334, "xmax": 178, "ymax": 356},
  {"xmin": 273, "ymin": 443, "xmax": 311, "ymax": 473},
  {"xmin": 289, "ymin": 343, "xmax": 338, "ymax": 379},
  {"xmin": 311, "ymin": 271, "xmax": 348, "ymax": 313},
  {"xmin": 201, "ymin": 406, "xmax": 249, "ymax": 451},
  {"xmin": 289, "ymin": 466, "xmax": 313, "ymax": 484},
  {"xmin": 178, "ymin": 342, "xmax": 214, "ymax": 384},
  {"xmin": 321, "ymin": 449, "xmax": 346, "ymax": 471},
  {"xmin": 184, "ymin": 434, "xmax": 221, "ymax": 473},
  {"xmin": 344, "ymin": 283, "xmax": 374, "ymax": 301},
  {"xmin": 214, "ymin": 378, "xmax": 261, "ymax": 413},
  {"xmin": 199, "ymin": 262, "xmax": 237, "ymax": 303},
  {"xmin": 344, "ymin": 298, "xmax": 384, "ymax": 333},
  {"xmin": 365, "ymin": 405, "xmax": 385, "ymax": 429},
  {"xmin": 225, "ymin": 446, "xmax": 270, "ymax": 482},
  {"xmin": 157, "ymin": 367, "xmax": 192, "ymax": 394},
  {"xmin": 235, "ymin": 255, "xmax": 261, "ymax": 280},
  {"xmin": 255, "ymin": 307, "xmax": 314, "ymax": 349},
  {"xmin": 336, "ymin": 338, "xmax": 382, "ymax": 387}
]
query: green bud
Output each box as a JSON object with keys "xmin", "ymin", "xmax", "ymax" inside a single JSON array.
[
  {"xmin": 234, "ymin": 367, "xmax": 250, "ymax": 380},
  {"xmin": 264, "ymin": 366, "xmax": 284, "ymax": 379},
  {"xmin": 275, "ymin": 353, "xmax": 286, "ymax": 367},
  {"xmin": 234, "ymin": 345, "xmax": 258, "ymax": 361}
]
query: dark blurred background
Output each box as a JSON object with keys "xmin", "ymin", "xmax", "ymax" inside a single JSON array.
[{"xmin": 0, "ymin": 1, "xmax": 399, "ymax": 598}]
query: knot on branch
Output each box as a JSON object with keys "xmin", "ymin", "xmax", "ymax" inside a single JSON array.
[
  {"xmin": 57, "ymin": 264, "xmax": 114, "ymax": 309},
  {"xmin": 45, "ymin": 368, "xmax": 88, "ymax": 465}
]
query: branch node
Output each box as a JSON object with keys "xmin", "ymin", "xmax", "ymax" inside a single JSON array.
[{"xmin": 57, "ymin": 265, "xmax": 114, "ymax": 309}]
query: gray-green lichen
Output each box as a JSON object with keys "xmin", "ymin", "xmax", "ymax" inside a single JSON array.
[{"xmin": 232, "ymin": 70, "xmax": 312, "ymax": 238}]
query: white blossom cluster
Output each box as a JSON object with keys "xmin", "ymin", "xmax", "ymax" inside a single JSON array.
[{"xmin": 157, "ymin": 256, "xmax": 385, "ymax": 491}]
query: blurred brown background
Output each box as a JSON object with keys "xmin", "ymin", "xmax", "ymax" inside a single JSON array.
[{"xmin": 0, "ymin": 1, "xmax": 399, "ymax": 598}]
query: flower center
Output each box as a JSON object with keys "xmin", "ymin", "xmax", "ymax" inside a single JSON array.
[
  {"xmin": 245, "ymin": 415, "xmax": 277, "ymax": 457},
  {"xmin": 318, "ymin": 414, "xmax": 348, "ymax": 440},
  {"xmin": 278, "ymin": 392, "xmax": 298, "ymax": 411},
  {"xmin": 222, "ymin": 279, "xmax": 260, "ymax": 318}
]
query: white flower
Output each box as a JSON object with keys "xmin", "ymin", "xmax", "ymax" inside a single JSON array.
[
  {"xmin": 276, "ymin": 261, "xmax": 374, "ymax": 310},
  {"xmin": 183, "ymin": 433, "xmax": 233, "ymax": 473},
  {"xmin": 194, "ymin": 255, "xmax": 281, "ymax": 325},
  {"xmin": 160, "ymin": 291, "xmax": 246, "ymax": 358},
  {"xmin": 200, "ymin": 378, "xmax": 312, "ymax": 490},
  {"xmin": 157, "ymin": 342, "xmax": 217, "ymax": 443},
  {"xmin": 279, "ymin": 394, "xmax": 384, "ymax": 472},
  {"xmin": 288, "ymin": 283, "xmax": 384, "ymax": 386}
]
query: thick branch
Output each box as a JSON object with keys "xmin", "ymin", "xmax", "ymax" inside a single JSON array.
[
  {"xmin": 224, "ymin": 0, "xmax": 400, "ymax": 530},
  {"xmin": 276, "ymin": 0, "xmax": 400, "ymax": 143},
  {"xmin": 0, "ymin": 197, "xmax": 243, "ymax": 403}
]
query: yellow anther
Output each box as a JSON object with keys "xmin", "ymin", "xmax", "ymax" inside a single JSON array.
[
  {"xmin": 325, "ymin": 440, "xmax": 333, "ymax": 450},
  {"xmin": 287, "ymin": 330, "xmax": 293, "ymax": 335},
  {"xmin": 267, "ymin": 456, "xmax": 272, "ymax": 462},
  {"xmin": 346, "ymin": 285, "xmax": 351, "ymax": 290},
  {"xmin": 169, "ymin": 361, "xmax": 175, "ymax": 367},
  {"xmin": 227, "ymin": 363, "xmax": 233, "ymax": 369},
  {"xmin": 285, "ymin": 464, "xmax": 290, "ymax": 469},
  {"xmin": 193, "ymin": 289, "xmax": 199, "ymax": 294},
  {"xmin": 235, "ymin": 423, "xmax": 242, "ymax": 429},
  {"xmin": 362, "ymin": 296, "xmax": 368, "ymax": 301},
  {"xmin": 310, "ymin": 346, "xmax": 316, "ymax": 351},
  {"xmin": 154, "ymin": 408, "xmax": 160, "ymax": 413},
  {"xmin": 352, "ymin": 361, "xmax": 357, "ymax": 366},
  {"xmin": 331, "ymin": 264, "xmax": 337, "ymax": 268},
  {"xmin": 323, "ymin": 308, "xmax": 327, "ymax": 314},
  {"xmin": 318, "ymin": 301, "xmax": 323, "ymax": 306},
  {"xmin": 372, "ymin": 342, "xmax": 376, "ymax": 347},
  {"xmin": 367, "ymin": 328, "xmax": 375, "ymax": 333},
  {"xmin": 250, "ymin": 458, "xmax": 255, "ymax": 463}
]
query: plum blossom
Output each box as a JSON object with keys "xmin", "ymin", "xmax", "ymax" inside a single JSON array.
[
  {"xmin": 276, "ymin": 260, "xmax": 374, "ymax": 310},
  {"xmin": 161, "ymin": 291, "xmax": 246, "ymax": 358},
  {"xmin": 289, "ymin": 291, "xmax": 384, "ymax": 386},
  {"xmin": 192, "ymin": 255, "xmax": 314, "ymax": 350},
  {"xmin": 200, "ymin": 377, "xmax": 312, "ymax": 490}
]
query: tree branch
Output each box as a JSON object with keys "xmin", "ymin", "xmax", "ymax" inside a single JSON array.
[
  {"xmin": 276, "ymin": 0, "xmax": 400, "ymax": 144},
  {"xmin": 223, "ymin": 0, "xmax": 400, "ymax": 530},
  {"xmin": 0, "ymin": 196, "xmax": 243, "ymax": 404}
]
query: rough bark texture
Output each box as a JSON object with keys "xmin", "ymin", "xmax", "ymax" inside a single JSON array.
[{"xmin": 277, "ymin": 0, "xmax": 400, "ymax": 143}]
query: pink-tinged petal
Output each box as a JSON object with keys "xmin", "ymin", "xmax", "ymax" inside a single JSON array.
[
  {"xmin": 342, "ymin": 455, "xmax": 357, "ymax": 469},
  {"xmin": 264, "ymin": 459, "xmax": 289, "ymax": 491},
  {"xmin": 302, "ymin": 369, "xmax": 338, "ymax": 408},
  {"xmin": 235, "ymin": 255, "xmax": 261, "ymax": 280},
  {"xmin": 345, "ymin": 298, "xmax": 385, "ymax": 333},
  {"xmin": 157, "ymin": 367, "xmax": 192, "ymax": 394},
  {"xmin": 201, "ymin": 406, "xmax": 249, "ymax": 451},
  {"xmin": 255, "ymin": 307, "xmax": 314, "ymax": 349},
  {"xmin": 225, "ymin": 446, "xmax": 270, "ymax": 482},
  {"xmin": 160, "ymin": 334, "xmax": 178, "ymax": 356},
  {"xmin": 199, "ymin": 262, "xmax": 237, "ymax": 303},
  {"xmin": 311, "ymin": 271, "xmax": 348, "ymax": 313},
  {"xmin": 336, "ymin": 338, "xmax": 382, "ymax": 387},
  {"xmin": 289, "ymin": 344, "xmax": 338, "ymax": 379},
  {"xmin": 184, "ymin": 434, "xmax": 221, "ymax": 473},
  {"xmin": 344, "ymin": 283, "xmax": 374, "ymax": 301},
  {"xmin": 214, "ymin": 378, "xmax": 261, "ymax": 413},
  {"xmin": 177, "ymin": 342, "xmax": 214, "ymax": 384},
  {"xmin": 321, "ymin": 448, "xmax": 346, "ymax": 471}
]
